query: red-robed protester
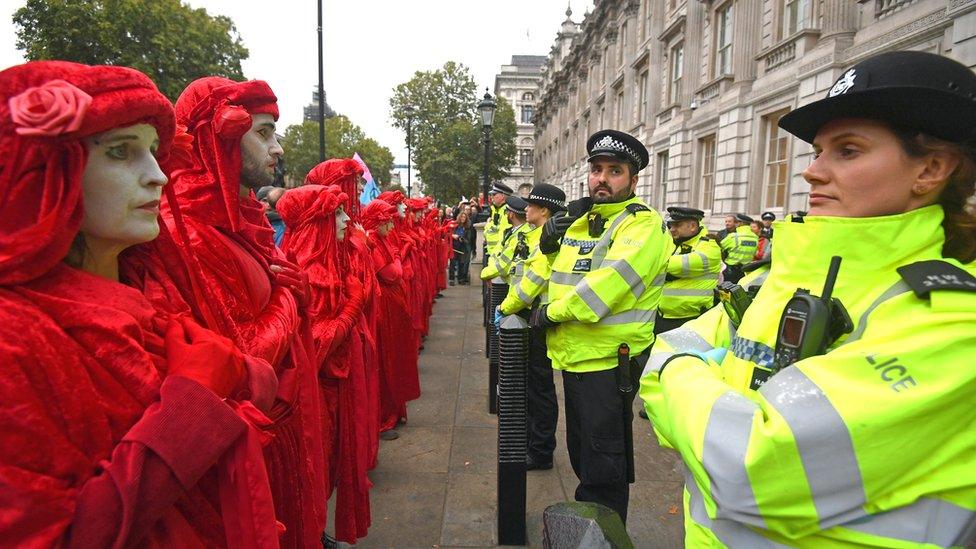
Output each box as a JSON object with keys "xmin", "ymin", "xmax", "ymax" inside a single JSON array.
[
  {"xmin": 0, "ymin": 62, "xmax": 278, "ymax": 547},
  {"xmin": 276, "ymin": 182, "xmax": 372, "ymax": 543},
  {"xmin": 361, "ymin": 199, "xmax": 421, "ymax": 432},
  {"xmin": 403, "ymin": 198, "xmax": 434, "ymax": 337},
  {"xmin": 120, "ymin": 76, "xmax": 325, "ymax": 548}
]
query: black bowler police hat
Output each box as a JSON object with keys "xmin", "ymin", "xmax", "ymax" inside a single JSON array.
[
  {"xmin": 735, "ymin": 213, "xmax": 754, "ymax": 223},
  {"xmin": 779, "ymin": 51, "xmax": 976, "ymax": 144},
  {"xmin": 761, "ymin": 211, "xmax": 776, "ymax": 221},
  {"xmin": 524, "ymin": 183, "xmax": 567, "ymax": 212},
  {"xmin": 586, "ymin": 129, "xmax": 650, "ymax": 172},
  {"xmin": 505, "ymin": 195, "xmax": 528, "ymax": 215},
  {"xmin": 490, "ymin": 182, "xmax": 514, "ymax": 196},
  {"xmin": 666, "ymin": 206, "xmax": 705, "ymax": 222}
]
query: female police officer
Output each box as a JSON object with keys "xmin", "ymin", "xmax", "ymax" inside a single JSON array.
[{"xmin": 639, "ymin": 50, "xmax": 976, "ymax": 546}]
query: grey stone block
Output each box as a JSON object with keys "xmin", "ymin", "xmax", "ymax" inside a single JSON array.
[{"xmin": 542, "ymin": 502, "xmax": 634, "ymax": 549}]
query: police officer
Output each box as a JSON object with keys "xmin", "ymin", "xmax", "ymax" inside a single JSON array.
[
  {"xmin": 658, "ymin": 207, "xmax": 722, "ymax": 335},
  {"xmin": 760, "ymin": 211, "xmax": 776, "ymax": 239},
  {"xmin": 483, "ymin": 182, "xmax": 513, "ymax": 262},
  {"xmin": 640, "ymin": 50, "xmax": 976, "ymax": 546},
  {"xmin": 532, "ymin": 129, "xmax": 671, "ymax": 523},
  {"xmin": 498, "ymin": 183, "xmax": 567, "ymax": 471},
  {"xmin": 481, "ymin": 195, "xmax": 530, "ymax": 283},
  {"xmin": 719, "ymin": 212, "xmax": 759, "ymax": 283}
]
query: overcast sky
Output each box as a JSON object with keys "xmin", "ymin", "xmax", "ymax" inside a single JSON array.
[{"xmin": 1, "ymin": 0, "xmax": 594, "ymax": 169}]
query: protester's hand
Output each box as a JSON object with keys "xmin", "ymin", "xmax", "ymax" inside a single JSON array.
[
  {"xmin": 244, "ymin": 355, "xmax": 278, "ymax": 412},
  {"xmin": 165, "ymin": 316, "xmax": 245, "ymax": 398},
  {"xmin": 271, "ymin": 259, "xmax": 309, "ymax": 309},
  {"xmin": 529, "ymin": 304, "xmax": 559, "ymax": 330}
]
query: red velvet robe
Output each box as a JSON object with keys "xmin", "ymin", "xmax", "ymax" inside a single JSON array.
[{"xmin": 0, "ymin": 265, "xmax": 279, "ymax": 548}]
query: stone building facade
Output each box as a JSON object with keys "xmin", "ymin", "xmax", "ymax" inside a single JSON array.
[
  {"xmin": 494, "ymin": 55, "xmax": 547, "ymax": 193},
  {"xmin": 534, "ymin": 0, "xmax": 976, "ymax": 227}
]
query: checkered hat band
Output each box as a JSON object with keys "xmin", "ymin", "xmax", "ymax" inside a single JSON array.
[
  {"xmin": 528, "ymin": 194, "xmax": 565, "ymax": 208},
  {"xmin": 592, "ymin": 135, "xmax": 640, "ymax": 166}
]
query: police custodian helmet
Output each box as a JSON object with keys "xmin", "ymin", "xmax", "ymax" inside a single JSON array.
[{"xmin": 779, "ymin": 51, "xmax": 976, "ymax": 144}]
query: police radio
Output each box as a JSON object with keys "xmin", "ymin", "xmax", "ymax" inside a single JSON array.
[{"xmin": 772, "ymin": 256, "xmax": 853, "ymax": 373}]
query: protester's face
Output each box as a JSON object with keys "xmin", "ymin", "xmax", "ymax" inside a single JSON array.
[
  {"xmin": 80, "ymin": 123, "xmax": 167, "ymax": 250},
  {"xmin": 357, "ymin": 177, "xmax": 365, "ymax": 195},
  {"xmin": 397, "ymin": 203, "xmax": 406, "ymax": 218},
  {"xmin": 336, "ymin": 206, "xmax": 350, "ymax": 240},
  {"xmin": 414, "ymin": 210, "xmax": 423, "ymax": 222},
  {"xmin": 240, "ymin": 113, "xmax": 283, "ymax": 191},
  {"xmin": 458, "ymin": 212, "xmax": 469, "ymax": 225},
  {"xmin": 588, "ymin": 158, "xmax": 637, "ymax": 203},
  {"xmin": 464, "ymin": 206, "xmax": 472, "ymax": 216},
  {"xmin": 804, "ymin": 118, "xmax": 953, "ymax": 217},
  {"xmin": 724, "ymin": 216, "xmax": 735, "ymax": 231},
  {"xmin": 378, "ymin": 221, "xmax": 392, "ymax": 236},
  {"xmin": 750, "ymin": 221, "xmax": 762, "ymax": 236},
  {"xmin": 525, "ymin": 203, "xmax": 550, "ymax": 227},
  {"xmin": 672, "ymin": 219, "xmax": 700, "ymax": 239}
]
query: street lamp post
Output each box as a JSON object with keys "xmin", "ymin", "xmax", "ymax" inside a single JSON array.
[
  {"xmin": 478, "ymin": 89, "xmax": 496, "ymax": 210},
  {"xmin": 316, "ymin": 0, "xmax": 325, "ymax": 161},
  {"xmin": 405, "ymin": 105, "xmax": 415, "ymax": 198}
]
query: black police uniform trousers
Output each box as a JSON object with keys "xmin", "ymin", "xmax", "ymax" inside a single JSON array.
[
  {"xmin": 527, "ymin": 320, "xmax": 558, "ymax": 464},
  {"xmin": 562, "ymin": 361, "xmax": 641, "ymax": 524}
]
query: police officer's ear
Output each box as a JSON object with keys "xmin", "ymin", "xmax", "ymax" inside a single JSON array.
[
  {"xmin": 912, "ymin": 148, "xmax": 961, "ymax": 197},
  {"xmin": 628, "ymin": 162, "xmax": 639, "ymax": 189}
]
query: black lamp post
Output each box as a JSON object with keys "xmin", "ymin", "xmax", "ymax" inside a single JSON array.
[
  {"xmin": 478, "ymin": 89, "xmax": 497, "ymax": 209},
  {"xmin": 316, "ymin": 0, "xmax": 325, "ymax": 161},
  {"xmin": 405, "ymin": 105, "xmax": 415, "ymax": 198}
]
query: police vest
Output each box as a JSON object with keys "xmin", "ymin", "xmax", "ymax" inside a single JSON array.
[
  {"xmin": 499, "ymin": 224, "xmax": 550, "ymax": 314},
  {"xmin": 483, "ymin": 203, "xmax": 510, "ymax": 256},
  {"xmin": 720, "ymin": 224, "xmax": 759, "ymax": 266},
  {"xmin": 640, "ymin": 205, "xmax": 976, "ymax": 547},
  {"xmin": 546, "ymin": 196, "xmax": 672, "ymax": 373},
  {"xmin": 480, "ymin": 222, "xmax": 529, "ymax": 283},
  {"xmin": 660, "ymin": 228, "xmax": 722, "ymax": 319}
]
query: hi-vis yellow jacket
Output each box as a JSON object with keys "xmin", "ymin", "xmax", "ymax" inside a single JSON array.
[
  {"xmin": 720, "ymin": 224, "xmax": 759, "ymax": 266},
  {"xmin": 499, "ymin": 224, "xmax": 551, "ymax": 315},
  {"xmin": 480, "ymin": 222, "xmax": 530, "ymax": 283},
  {"xmin": 660, "ymin": 227, "xmax": 722, "ymax": 319},
  {"xmin": 483, "ymin": 203, "xmax": 510, "ymax": 257},
  {"xmin": 546, "ymin": 196, "xmax": 671, "ymax": 373},
  {"xmin": 639, "ymin": 205, "xmax": 976, "ymax": 547}
]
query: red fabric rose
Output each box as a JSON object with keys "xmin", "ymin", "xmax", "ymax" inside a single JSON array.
[
  {"xmin": 214, "ymin": 103, "xmax": 252, "ymax": 140},
  {"xmin": 7, "ymin": 79, "xmax": 92, "ymax": 137}
]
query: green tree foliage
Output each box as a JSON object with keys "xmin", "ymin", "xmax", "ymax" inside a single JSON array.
[
  {"xmin": 280, "ymin": 117, "xmax": 394, "ymax": 186},
  {"xmin": 13, "ymin": 0, "xmax": 249, "ymax": 100},
  {"xmin": 389, "ymin": 62, "xmax": 517, "ymax": 203}
]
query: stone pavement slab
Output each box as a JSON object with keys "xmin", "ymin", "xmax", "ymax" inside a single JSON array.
[{"xmin": 356, "ymin": 278, "xmax": 685, "ymax": 548}]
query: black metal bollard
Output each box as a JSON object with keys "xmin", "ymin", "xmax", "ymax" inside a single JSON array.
[
  {"xmin": 498, "ymin": 314, "xmax": 530, "ymax": 546},
  {"xmin": 488, "ymin": 280, "xmax": 508, "ymax": 414}
]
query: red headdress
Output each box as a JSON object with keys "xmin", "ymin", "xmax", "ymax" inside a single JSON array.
[
  {"xmin": 377, "ymin": 190, "xmax": 404, "ymax": 205},
  {"xmin": 405, "ymin": 197, "xmax": 427, "ymax": 211},
  {"xmin": 359, "ymin": 199, "xmax": 397, "ymax": 232},
  {"xmin": 166, "ymin": 76, "xmax": 278, "ymax": 242},
  {"xmin": 0, "ymin": 61, "xmax": 174, "ymax": 285},
  {"xmin": 305, "ymin": 158, "xmax": 364, "ymax": 218}
]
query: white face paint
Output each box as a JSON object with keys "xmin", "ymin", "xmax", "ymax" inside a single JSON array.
[
  {"xmin": 397, "ymin": 203, "xmax": 406, "ymax": 218},
  {"xmin": 336, "ymin": 206, "xmax": 350, "ymax": 241},
  {"xmin": 80, "ymin": 123, "xmax": 167, "ymax": 251}
]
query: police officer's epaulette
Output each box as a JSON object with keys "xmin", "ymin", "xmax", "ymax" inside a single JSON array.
[
  {"xmin": 896, "ymin": 260, "xmax": 976, "ymax": 299},
  {"xmin": 701, "ymin": 235, "xmax": 711, "ymax": 241},
  {"xmin": 625, "ymin": 203, "xmax": 651, "ymax": 216}
]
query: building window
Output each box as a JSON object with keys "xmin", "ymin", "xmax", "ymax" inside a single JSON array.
[
  {"xmin": 618, "ymin": 22, "xmax": 628, "ymax": 67},
  {"xmin": 520, "ymin": 149, "xmax": 533, "ymax": 168},
  {"xmin": 616, "ymin": 89, "xmax": 625, "ymax": 128},
  {"xmin": 714, "ymin": 2, "xmax": 734, "ymax": 77},
  {"xmin": 657, "ymin": 151, "xmax": 670, "ymax": 209},
  {"xmin": 781, "ymin": 0, "xmax": 811, "ymax": 37},
  {"xmin": 521, "ymin": 105, "xmax": 534, "ymax": 124},
  {"xmin": 638, "ymin": 70, "xmax": 649, "ymax": 121},
  {"xmin": 669, "ymin": 43, "xmax": 684, "ymax": 104},
  {"xmin": 640, "ymin": 0, "xmax": 651, "ymax": 42},
  {"xmin": 522, "ymin": 92, "xmax": 534, "ymax": 101},
  {"xmin": 698, "ymin": 135, "xmax": 716, "ymax": 210},
  {"xmin": 603, "ymin": 45, "xmax": 610, "ymax": 83},
  {"xmin": 763, "ymin": 110, "xmax": 791, "ymax": 209}
]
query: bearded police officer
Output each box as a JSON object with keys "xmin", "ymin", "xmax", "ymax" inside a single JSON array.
[
  {"xmin": 532, "ymin": 129, "xmax": 671, "ymax": 523},
  {"xmin": 498, "ymin": 183, "xmax": 567, "ymax": 471},
  {"xmin": 720, "ymin": 213, "xmax": 759, "ymax": 283},
  {"xmin": 658, "ymin": 207, "xmax": 722, "ymax": 335}
]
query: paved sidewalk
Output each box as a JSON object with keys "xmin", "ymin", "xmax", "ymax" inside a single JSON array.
[{"xmin": 356, "ymin": 280, "xmax": 686, "ymax": 548}]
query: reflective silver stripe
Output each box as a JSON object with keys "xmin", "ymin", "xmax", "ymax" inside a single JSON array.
[
  {"xmin": 840, "ymin": 280, "xmax": 911, "ymax": 345},
  {"xmin": 577, "ymin": 279, "xmax": 611, "ymax": 318},
  {"xmin": 662, "ymin": 288, "xmax": 714, "ymax": 297},
  {"xmin": 596, "ymin": 308, "xmax": 656, "ymax": 325},
  {"xmin": 525, "ymin": 270, "xmax": 546, "ymax": 287},
  {"xmin": 652, "ymin": 272, "xmax": 667, "ymax": 286},
  {"xmin": 760, "ymin": 367, "xmax": 866, "ymax": 529},
  {"xmin": 587, "ymin": 208, "xmax": 632, "ymax": 266},
  {"xmin": 696, "ymin": 251, "xmax": 711, "ymax": 273},
  {"xmin": 550, "ymin": 271, "xmax": 583, "ymax": 285},
  {"xmin": 681, "ymin": 254, "xmax": 691, "ymax": 276},
  {"xmin": 606, "ymin": 258, "xmax": 645, "ymax": 299},
  {"xmin": 703, "ymin": 392, "xmax": 766, "ymax": 529},
  {"xmin": 844, "ymin": 497, "xmax": 976, "ymax": 546},
  {"xmin": 515, "ymin": 284, "xmax": 533, "ymax": 305},
  {"xmin": 685, "ymin": 471, "xmax": 788, "ymax": 548},
  {"xmin": 642, "ymin": 352, "xmax": 671, "ymax": 377},
  {"xmin": 658, "ymin": 327, "xmax": 713, "ymax": 353}
]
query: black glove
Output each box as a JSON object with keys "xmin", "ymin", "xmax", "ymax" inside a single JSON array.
[
  {"xmin": 539, "ymin": 213, "xmax": 575, "ymax": 254},
  {"xmin": 530, "ymin": 304, "xmax": 559, "ymax": 329},
  {"xmin": 665, "ymin": 273, "xmax": 679, "ymax": 282}
]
